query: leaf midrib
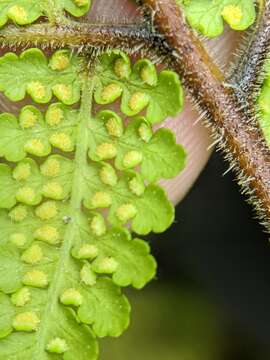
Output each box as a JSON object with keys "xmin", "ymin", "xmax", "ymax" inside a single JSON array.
[{"xmin": 33, "ymin": 76, "xmax": 94, "ymax": 358}]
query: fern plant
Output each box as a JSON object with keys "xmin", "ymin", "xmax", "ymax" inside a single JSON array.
[
  {"xmin": 0, "ymin": 1, "xmax": 188, "ymax": 359},
  {"xmin": 0, "ymin": 0, "xmax": 270, "ymax": 359}
]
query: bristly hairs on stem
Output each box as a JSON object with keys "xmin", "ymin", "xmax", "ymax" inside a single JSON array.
[
  {"xmin": 229, "ymin": 0, "xmax": 270, "ymax": 105},
  {"xmin": 0, "ymin": 21, "xmax": 169, "ymax": 63},
  {"xmin": 141, "ymin": 0, "xmax": 270, "ymax": 229}
]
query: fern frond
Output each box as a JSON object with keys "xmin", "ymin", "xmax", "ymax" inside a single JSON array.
[
  {"xmin": 0, "ymin": 46, "xmax": 185, "ymax": 359},
  {"xmin": 0, "ymin": 0, "xmax": 187, "ymax": 357}
]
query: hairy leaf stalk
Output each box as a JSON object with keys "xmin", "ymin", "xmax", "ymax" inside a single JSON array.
[
  {"xmin": 0, "ymin": 23, "xmax": 159, "ymax": 54},
  {"xmin": 230, "ymin": 0, "xmax": 270, "ymax": 102},
  {"xmin": 142, "ymin": 0, "xmax": 270, "ymax": 224}
]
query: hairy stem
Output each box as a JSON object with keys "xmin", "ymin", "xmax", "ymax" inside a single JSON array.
[
  {"xmin": 230, "ymin": 0, "xmax": 270, "ymax": 102},
  {"xmin": 142, "ymin": 0, "xmax": 270, "ymax": 224},
  {"xmin": 0, "ymin": 22, "xmax": 158, "ymax": 53}
]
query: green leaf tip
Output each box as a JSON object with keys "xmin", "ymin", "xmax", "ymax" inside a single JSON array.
[
  {"xmin": 0, "ymin": 46, "xmax": 186, "ymax": 359},
  {"xmin": 182, "ymin": 0, "xmax": 256, "ymax": 38}
]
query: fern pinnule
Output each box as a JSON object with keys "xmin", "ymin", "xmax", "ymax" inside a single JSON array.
[{"xmin": 0, "ymin": 39, "xmax": 185, "ymax": 358}]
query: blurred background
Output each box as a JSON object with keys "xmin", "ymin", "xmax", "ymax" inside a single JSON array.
[{"xmin": 101, "ymin": 152, "xmax": 270, "ymax": 359}]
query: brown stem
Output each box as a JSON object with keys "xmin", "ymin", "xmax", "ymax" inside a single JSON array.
[
  {"xmin": 142, "ymin": 0, "xmax": 270, "ymax": 224},
  {"xmin": 230, "ymin": 0, "xmax": 270, "ymax": 102},
  {"xmin": 0, "ymin": 22, "xmax": 160, "ymax": 53}
]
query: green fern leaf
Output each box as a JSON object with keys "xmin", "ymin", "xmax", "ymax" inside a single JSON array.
[
  {"xmin": 0, "ymin": 155, "xmax": 74, "ymax": 207},
  {"xmin": 0, "ymin": 292, "xmax": 98, "ymax": 359},
  {"xmin": 58, "ymin": 0, "xmax": 91, "ymax": 17},
  {"xmin": 0, "ymin": 1, "xmax": 43, "ymax": 26},
  {"xmin": 0, "ymin": 47, "xmax": 185, "ymax": 358},
  {"xmin": 182, "ymin": 0, "xmax": 256, "ymax": 38},
  {"xmin": 0, "ymin": 0, "xmax": 91, "ymax": 27},
  {"xmin": 0, "ymin": 104, "xmax": 79, "ymax": 161},
  {"xmin": 88, "ymin": 111, "xmax": 186, "ymax": 182},
  {"xmin": 94, "ymin": 50, "xmax": 183, "ymax": 123},
  {"xmin": 82, "ymin": 164, "xmax": 174, "ymax": 234},
  {"xmin": 0, "ymin": 49, "xmax": 81, "ymax": 104}
]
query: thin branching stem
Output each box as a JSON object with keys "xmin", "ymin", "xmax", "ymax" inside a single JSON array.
[{"xmin": 142, "ymin": 0, "xmax": 270, "ymax": 225}]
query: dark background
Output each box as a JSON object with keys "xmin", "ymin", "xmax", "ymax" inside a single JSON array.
[{"xmin": 152, "ymin": 151, "xmax": 270, "ymax": 358}]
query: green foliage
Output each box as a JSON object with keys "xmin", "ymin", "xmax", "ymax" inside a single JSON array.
[
  {"xmin": 0, "ymin": 47, "xmax": 186, "ymax": 359},
  {"xmin": 0, "ymin": 104, "xmax": 79, "ymax": 161},
  {"xmin": 0, "ymin": 49, "xmax": 81, "ymax": 104},
  {"xmin": 181, "ymin": 0, "xmax": 256, "ymax": 38},
  {"xmin": 0, "ymin": 155, "xmax": 74, "ymax": 207},
  {"xmin": 257, "ymin": 62, "xmax": 270, "ymax": 147},
  {"xmin": 94, "ymin": 51, "xmax": 183, "ymax": 124},
  {"xmin": 82, "ymin": 164, "xmax": 174, "ymax": 234},
  {"xmin": 89, "ymin": 112, "xmax": 185, "ymax": 182},
  {"xmin": 0, "ymin": 0, "xmax": 91, "ymax": 27},
  {"xmin": 58, "ymin": 0, "xmax": 91, "ymax": 17}
]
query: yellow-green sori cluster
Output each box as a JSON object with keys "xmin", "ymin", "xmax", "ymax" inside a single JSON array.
[
  {"xmin": 0, "ymin": 47, "xmax": 186, "ymax": 359},
  {"xmin": 179, "ymin": 0, "xmax": 256, "ymax": 38},
  {"xmin": 0, "ymin": 0, "xmax": 91, "ymax": 27}
]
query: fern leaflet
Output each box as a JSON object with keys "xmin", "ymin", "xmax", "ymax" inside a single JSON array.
[
  {"xmin": 179, "ymin": 0, "xmax": 256, "ymax": 38},
  {"xmin": 0, "ymin": 46, "xmax": 185, "ymax": 359}
]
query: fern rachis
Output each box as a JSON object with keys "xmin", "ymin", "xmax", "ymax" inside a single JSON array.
[{"xmin": 0, "ymin": 0, "xmax": 270, "ymax": 359}]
